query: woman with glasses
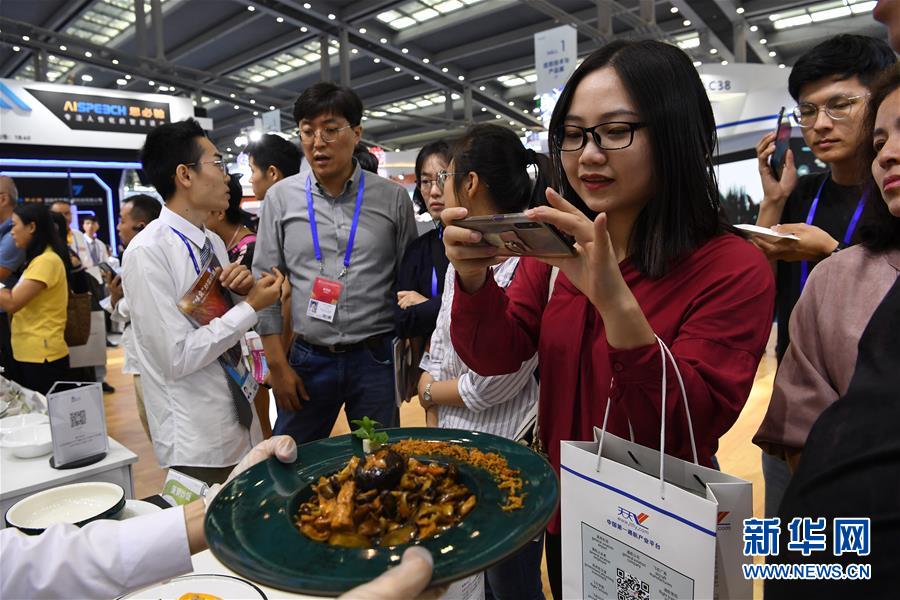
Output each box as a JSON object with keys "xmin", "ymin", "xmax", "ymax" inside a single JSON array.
[
  {"xmin": 750, "ymin": 34, "xmax": 895, "ymax": 518},
  {"xmin": 417, "ymin": 124, "xmax": 545, "ymax": 600},
  {"xmin": 393, "ymin": 141, "xmax": 451, "ymax": 406},
  {"xmin": 442, "ymin": 40, "xmax": 776, "ymax": 599}
]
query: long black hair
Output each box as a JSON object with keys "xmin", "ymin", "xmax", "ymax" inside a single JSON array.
[
  {"xmin": 412, "ymin": 140, "xmax": 451, "ymax": 214},
  {"xmin": 451, "ymin": 123, "xmax": 550, "ymax": 214},
  {"xmin": 548, "ymin": 40, "xmax": 731, "ymax": 279},
  {"xmin": 13, "ymin": 203, "xmax": 71, "ymax": 272},
  {"xmin": 858, "ymin": 63, "xmax": 900, "ymax": 252}
]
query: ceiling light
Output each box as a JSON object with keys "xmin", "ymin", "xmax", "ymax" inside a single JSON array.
[
  {"xmin": 394, "ymin": 67, "xmax": 401, "ymax": 72},
  {"xmin": 749, "ymin": 25, "xmax": 758, "ymax": 32},
  {"xmin": 401, "ymin": 48, "xmax": 409, "ymax": 53},
  {"xmin": 451, "ymin": 93, "xmax": 460, "ymax": 100},
  {"xmin": 670, "ymin": 7, "xmax": 678, "ymax": 14},
  {"xmin": 380, "ymin": 37, "xmax": 388, "ymax": 43},
  {"xmin": 230, "ymin": 93, "xmax": 236, "ymax": 98},
  {"xmin": 441, "ymin": 67, "xmax": 448, "ymax": 73},
  {"xmin": 479, "ymin": 86, "xmax": 485, "ymax": 91},
  {"xmin": 720, "ymin": 60, "xmax": 728, "ymax": 65},
  {"xmin": 373, "ymin": 58, "xmax": 381, "ymax": 63},
  {"xmin": 125, "ymin": 74, "xmax": 131, "ymax": 80},
  {"xmin": 276, "ymin": 16, "xmax": 284, "ymax": 23},
  {"xmin": 12, "ymin": 46, "xmax": 20, "ymax": 52},
  {"xmin": 303, "ymin": 2, "xmax": 311, "ymax": 8},
  {"xmin": 158, "ymin": 85, "xmax": 168, "ymax": 91},
  {"xmin": 234, "ymin": 104, "xmax": 240, "ymax": 110},
  {"xmin": 522, "ymin": 109, "xmax": 529, "ymax": 114},
  {"xmin": 112, "ymin": 59, "xmax": 119, "ymax": 65},
  {"xmin": 328, "ymin": 13, "xmax": 335, "ymax": 20},
  {"xmin": 693, "ymin": 60, "xmax": 702, "ymax": 67},
  {"xmin": 359, "ymin": 27, "xmax": 367, "ymax": 34},
  {"xmin": 247, "ymin": 5, "xmax": 255, "ymax": 11},
  {"xmin": 148, "ymin": 80, "xmax": 155, "ymax": 85},
  {"xmin": 214, "ymin": 98, "xmax": 220, "ymax": 104},
  {"xmin": 736, "ymin": 7, "xmax": 745, "ymax": 14},
  {"xmin": 84, "ymin": 51, "xmax": 92, "ymax": 57},
  {"xmin": 422, "ymin": 58, "xmax": 430, "ymax": 64},
  {"xmin": 778, "ymin": 63, "xmax": 786, "ymax": 69},
  {"xmin": 709, "ymin": 48, "xmax": 718, "ymax": 54},
  {"xmin": 226, "ymin": 147, "xmax": 232, "ymax": 152},
  {"xmin": 59, "ymin": 45, "xmax": 67, "ymax": 51},
  {"xmin": 683, "ymin": 19, "xmax": 691, "ymax": 26},
  {"xmin": 253, "ymin": 111, "xmax": 259, "ymax": 116},
  {"xmin": 413, "ymin": 75, "xmax": 420, "ymax": 80},
  {"xmin": 269, "ymin": 105, "xmax": 275, "ymax": 110},
  {"xmin": 300, "ymin": 26, "xmax": 308, "ymax": 32},
  {"xmin": 508, "ymin": 101, "xmax": 514, "ymax": 106},
  {"xmin": 457, "ymin": 75, "xmax": 464, "ymax": 81},
  {"xmin": 249, "ymin": 99, "xmax": 256, "ymax": 104},
  {"xmin": 759, "ymin": 38, "xmax": 767, "ymax": 44},
  {"xmin": 22, "ymin": 35, "xmax": 30, "ymax": 41},
  {"xmin": 481, "ymin": 107, "xmax": 487, "ymax": 112},
  {"xmin": 495, "ymin": 114, "xmax": 501, "ymax": 119},
  {"xmin": 509, "ymin": 121, "xmax": 515, "ymax": 126},
  {"xmin": 768, "ymin": 50, "xmax": 776, "ymax": 57},
  {"xmin": 351, "ymin": 48, "xmax": 358, "ymax": 54},
  {"xmin": 81, "ymin": 74, "xmax": 93, "ymax": 82}
]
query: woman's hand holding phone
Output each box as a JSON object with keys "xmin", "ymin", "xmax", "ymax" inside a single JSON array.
[
  {"xmin": 525, "ymin": 188, "xmax": 656, "ymax": 349},
  {"xmin": 441, "ymin": 206, "xmax": 503, "ymax": 294}
]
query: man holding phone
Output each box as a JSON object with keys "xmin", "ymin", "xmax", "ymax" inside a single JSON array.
[{"xmin": 752, "ymin": 34, "xmax": 895, "ymax": 517}]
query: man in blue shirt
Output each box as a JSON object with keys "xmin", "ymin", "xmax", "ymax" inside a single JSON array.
[{"xmin": 0, "ymin": 176, "xmax": 25, "ymax": 381}]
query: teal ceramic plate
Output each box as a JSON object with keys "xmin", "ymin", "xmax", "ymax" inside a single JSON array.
[{"xmin": 205, "ymin": 428, "xmax": 559, "ymax": 596}]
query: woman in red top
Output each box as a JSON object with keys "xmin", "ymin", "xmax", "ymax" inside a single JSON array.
[{"xmin": 443, "ymin": 40, "xmax": 775, "ymax": 598}]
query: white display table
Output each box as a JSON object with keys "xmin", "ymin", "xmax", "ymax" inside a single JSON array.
[{"xmin": 0, "ymin": 437, "xmax": 137, "ymax": 527}]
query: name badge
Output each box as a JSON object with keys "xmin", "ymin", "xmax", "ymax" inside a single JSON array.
[{"xmin": 307, "ymin": 276, "xmax": 343, "ymax": 323}]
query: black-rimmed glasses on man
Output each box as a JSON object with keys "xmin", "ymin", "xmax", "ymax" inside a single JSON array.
[{"xmin": 554, "ymin": 122, "xmax": 646, "ymax": 152}]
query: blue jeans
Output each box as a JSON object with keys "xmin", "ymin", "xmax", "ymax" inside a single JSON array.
[
  {"xmin": 762, "ymin": 451, "xmax": 792, "ymax": 518},
  {"xmin": 273, "ymin": 336, "xmax": 399, "ymax": 445},
  {"xmin": 484, "ymin": 535, "xmax": 545, "ymax": 600}
]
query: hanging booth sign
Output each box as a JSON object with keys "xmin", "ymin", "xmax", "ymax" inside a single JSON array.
[
  {"xmin": 0, "ymin": 78, "xmax": 194, "ymax": 150},
  {"xmin": 534, "ymin": 25, "xmax": 577, "ymax": 96}
]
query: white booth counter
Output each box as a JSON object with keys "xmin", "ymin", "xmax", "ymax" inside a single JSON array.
[{"xmin": 0, "ymin": 437, "xmax": 137, "ymax": 527}]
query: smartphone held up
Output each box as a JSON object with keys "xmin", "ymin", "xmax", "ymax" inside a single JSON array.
[
  {"xmin": 769, "ymin": 107, "xmax": 792, "ymax": 181},
  {"xmin": 451, "ymin": 212, "xmax": 576, "ymax": 258}
]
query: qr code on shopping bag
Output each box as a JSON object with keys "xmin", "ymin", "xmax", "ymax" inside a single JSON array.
[
  {"xmin": 616, "ymin": 567, "xmax": 650, "ymax": 600},
  {"xmin": 69, "ymin": 409, "xmax": 87, "ymax": 427}
]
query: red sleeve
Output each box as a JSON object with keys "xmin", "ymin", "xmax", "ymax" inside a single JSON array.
[
  {"xmin": 450, "ymin": 258, "xmax": 549, "ymax": 376},
  {"xmin": 609, "ymin": 245, "xmax": 775, "ymax": 463}
]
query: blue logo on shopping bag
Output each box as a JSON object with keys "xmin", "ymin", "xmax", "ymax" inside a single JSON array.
[
  {"xmin": 618, "ymin": 506, "xmax": 650, "ymax": 529},
  {"xmin": 0, "ymin": 82, "xmax": 32, "ymax": 111}
]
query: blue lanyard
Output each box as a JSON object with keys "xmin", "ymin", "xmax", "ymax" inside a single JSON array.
[
  {"xmin": 431, "ymin": 267, "xmax": 438, "ymax": 297},
  {"xmin": 170, "ymin": 227, "xmax": 202, "ymax": 275},
  {"xmin": 800, "ymin": 175, "xmax": 867, "ymax": 290},
  {"xmin": 306, "ymin": 172, "xmax": 365, "ymax": 278}
]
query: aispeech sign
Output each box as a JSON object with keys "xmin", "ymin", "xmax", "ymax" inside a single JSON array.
[
  {"xmin": 26, "ymin": 89, "xmax": 171, "ymax": 134},
  {"xmin": 0, "ymin": 78, "xmax": 193, "ymax": 150}
]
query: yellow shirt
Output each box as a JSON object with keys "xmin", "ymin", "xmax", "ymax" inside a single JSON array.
[{"xmin": 12, "ymin": 247, "xmax": 69, "ymax": 363}]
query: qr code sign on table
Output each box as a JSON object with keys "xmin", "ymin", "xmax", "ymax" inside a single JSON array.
[
  {"xmin": 70, "ymin": 410, "xmax": 87, "ymax": 427},
  {"xmin": 616, "ymin": 567, "xmax": 650, "ymax": 600}
]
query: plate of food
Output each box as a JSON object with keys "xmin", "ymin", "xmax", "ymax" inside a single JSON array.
[{"xmin": 204, "ymin": 428, "xmax": 558, "ymax": 596}]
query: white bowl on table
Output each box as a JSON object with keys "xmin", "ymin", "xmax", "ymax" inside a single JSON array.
[
  {"xmin": 5, "ymin": 481, "xmax": 126, "ymax": 535},
  {"xmin": 1, "ymin": 424, "xmax": 53, "ymax": 458},
  {"xmin": 0, "ymin": 413, "xmax": 49, "ymax": 437}
]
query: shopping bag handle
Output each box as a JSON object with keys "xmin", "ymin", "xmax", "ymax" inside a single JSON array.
[{"xmin": 596, "ymin": 336, "xmax": 699, "ymax": 499}]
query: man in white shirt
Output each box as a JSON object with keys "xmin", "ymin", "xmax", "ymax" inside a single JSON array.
[
  {"xmin": 124, "ymin": 118, "xmax": 284, "ymax": 484},
  {"xmin": 50, "ymin": 200, "xmax": 95, "ymax": 269},
  {"xmin": 101, "ymin": 194, "xmax": 162, "ymax": 441},
  {"xmin": 1, "ymin": 435, "xmax": 440, "ymax": 600}
]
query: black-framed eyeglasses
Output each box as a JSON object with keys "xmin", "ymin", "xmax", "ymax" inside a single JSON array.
[
  {"xmin": 792, "ymin": 94, "xmax": 867, "ymax": 128},
  {"xmin": 299, "ymin": 124, "xmax": 353, "ymax": 143},
  {"xmin": 185, "ymin": 159, "xmax": 228, "ymax": 174},
  {"xmin": 554, "ymin": 121, "xmax": 646, "ymax": 152}
]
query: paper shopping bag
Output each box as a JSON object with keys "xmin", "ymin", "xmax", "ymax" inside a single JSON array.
[{"xmin": 560, "ymin": 337, "xmax": 752, "ymax": 599}]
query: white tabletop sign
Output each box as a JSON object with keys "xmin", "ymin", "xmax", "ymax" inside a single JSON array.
[{"xmin": 47, "ymin": 382, "xmax": 108, "ymax": 466}]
